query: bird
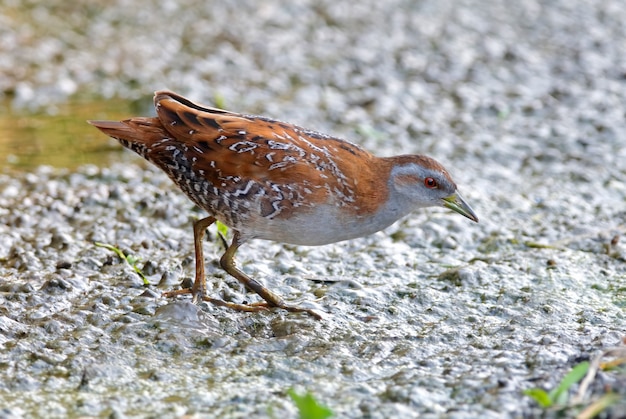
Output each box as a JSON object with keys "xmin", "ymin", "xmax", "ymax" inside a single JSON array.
[{"xmin": 89, "ymin": 91, "xmax": 478, "ymax": 319}]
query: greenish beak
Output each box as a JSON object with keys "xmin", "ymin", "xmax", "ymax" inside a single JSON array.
[{"xmin": 442, "ymin": 192, "xmax": 479, "ymax": 222}]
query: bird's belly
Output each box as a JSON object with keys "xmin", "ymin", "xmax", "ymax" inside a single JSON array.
[
  {"xmin": 172, "ymin": 175, "xmax": 402, "ymax": 245},
  {"xmin": 232, "ymin": 205, "xmax": 402, "ymax": 246}
]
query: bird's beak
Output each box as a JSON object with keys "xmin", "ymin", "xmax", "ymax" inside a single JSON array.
[{"xmin": 442, "ymin": 192, "xmax": 479, "ymax": 222}]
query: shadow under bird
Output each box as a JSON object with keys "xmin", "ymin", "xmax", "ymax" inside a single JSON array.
[{"xmin": 89, "ymin": 91, "xmax": 478, "ymax": 319}]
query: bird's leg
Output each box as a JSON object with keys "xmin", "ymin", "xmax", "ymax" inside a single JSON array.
[
  {"xmin": 219, "ymin": 232, "xmax": 323, "ymax": 320},
  {"xmin": 163, "ymin": 216, "xmax": 262, "ymax": 311},
  {"xmin": 190, "ymin": 216, "xmax": 216, "ymax": 302},
  {"xmin": 162, "ymin": 216, "xmax": 215, "ymax": 301},
  {"xmin": 163, "ymin": 219, "xmax": 322, "ymax": 319}
]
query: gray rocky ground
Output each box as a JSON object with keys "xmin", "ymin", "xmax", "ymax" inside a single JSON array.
[{"xmin": 0, "ymin": 0, "xmax": 625, "ymax": 417}]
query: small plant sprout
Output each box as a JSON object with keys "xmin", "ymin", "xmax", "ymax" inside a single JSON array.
[
  {"xmin": 213, "ymin": 92, "xmax": 226, "ymax": 110},
  {"xmin": 525, "ymin": 345, "xmax": 626, "ymax": 417},
  {"xmin": 287, "ymin": 388, "xmax": 333, "ymax": 419},
  {"xmin": 215, "ymin": 220, "xmax": 229, "ymax": 249},
  {"xmin": 524, "ymin": 361, "xmax": 590, "ymax": 408},
  {"xmin": 95, "ymin": 242, "xmax": 149, "ymax": 285}
]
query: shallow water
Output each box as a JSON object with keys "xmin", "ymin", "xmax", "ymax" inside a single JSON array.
[{"xmin": 0, "ymin": 97, "xmax": 148, "ymax": 170}]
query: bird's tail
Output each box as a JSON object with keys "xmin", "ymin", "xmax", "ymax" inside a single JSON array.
[{"xmin": 88, "ymin": 117, "xmax": 166, "ymax": 158}]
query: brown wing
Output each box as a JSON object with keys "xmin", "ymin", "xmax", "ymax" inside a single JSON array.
[
  {"xmin": 90, "ymin": 91, "xmax": 390, "ymax": 225},
  {"xmin": 152, "ymin": 91, "xmax": 373, "ymax": 184}
]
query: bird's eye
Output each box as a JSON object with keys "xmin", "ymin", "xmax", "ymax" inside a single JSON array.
[{"xmin": 424, "ymin": 177, "xmax": 438, "ymax": 189}]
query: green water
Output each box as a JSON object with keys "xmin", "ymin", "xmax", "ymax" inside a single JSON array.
[{"xmin": 0, "ymin": 96, "xmax": 150, "ymax": 171}]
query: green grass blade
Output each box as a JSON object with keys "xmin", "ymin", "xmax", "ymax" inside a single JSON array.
[
  {"xmin": 213, "ymin": 92, "xmax": 226, "ymax": 109},
  {"xmin": 523, "ymin": 388, "xmax": 553, "ymax": 408},
  {"xmin": 95, "ymin": 241, "xmax": 125, "ymax": 259},
  {"xmin": 549, "ymin": 361, "xmax": 590, "ymax": 405},
  {"xmin": 95, "ymin": 242, "xmax": 149, "ymax": 285},
  {"xmin": 287, "ymin": 389, "xmax": 333, "ymax": 419},
  {"xmin": 216, "ymin": 220, "xmax": 229, "ymax": 237}
]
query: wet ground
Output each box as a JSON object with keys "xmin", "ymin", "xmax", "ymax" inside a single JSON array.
[{"xmin": 1, "ymin": 0, "xmax": 625, "ymax": 417}]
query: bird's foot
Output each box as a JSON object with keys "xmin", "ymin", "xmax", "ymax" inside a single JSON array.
[{"xmin": 162, "ymin": 288, "xmax": 323, "ymax": 319}]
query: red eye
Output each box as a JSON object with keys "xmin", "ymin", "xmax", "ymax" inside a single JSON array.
[{"xmin": 424, "ymin": 177, "xmax": 437, "ymax": 189}]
